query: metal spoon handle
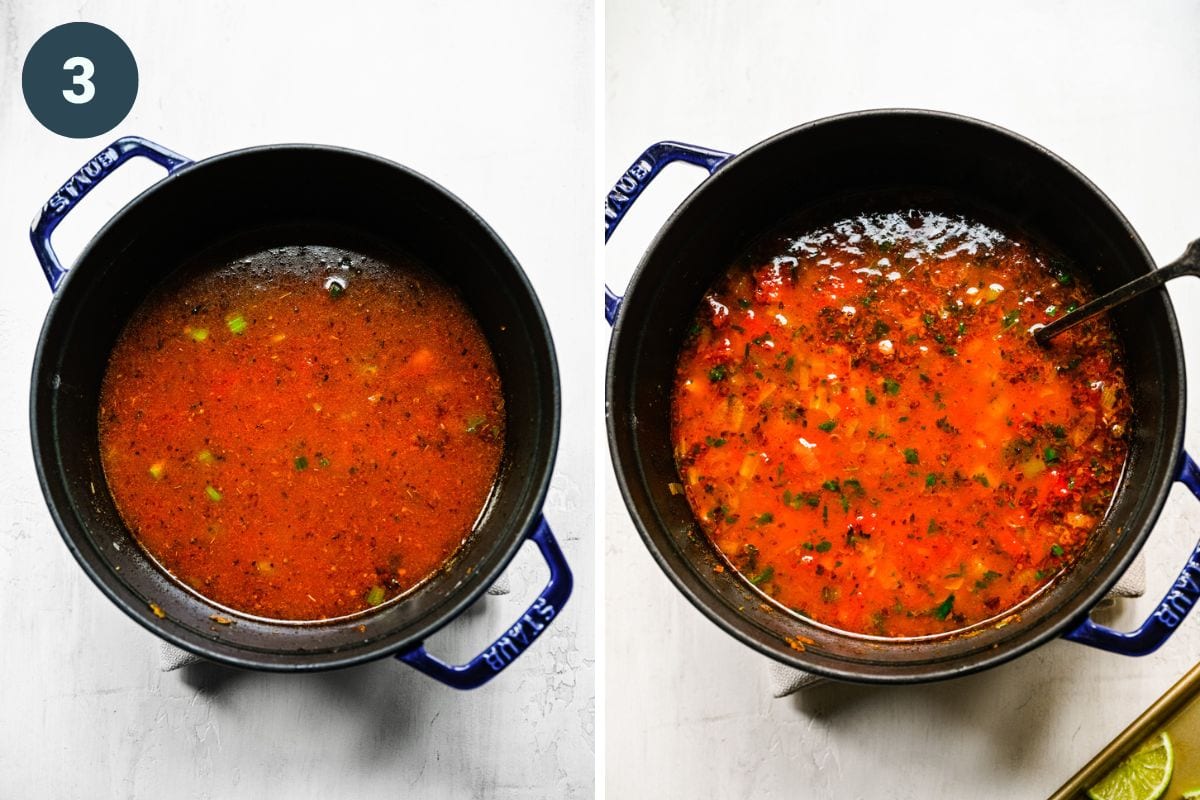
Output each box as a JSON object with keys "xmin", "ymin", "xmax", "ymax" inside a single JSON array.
[{"xmin": 1035, "ymin": 238, "xmax": 1200, "ymax": 345}]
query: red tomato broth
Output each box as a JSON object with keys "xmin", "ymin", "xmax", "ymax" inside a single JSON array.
[
  {"xmin": 98, "ymin": 245, "xmax": 505, "ymax": 621},
  {"xmin": 671, "ymin": 211, "xmax": 1131, "ymax": 637}
]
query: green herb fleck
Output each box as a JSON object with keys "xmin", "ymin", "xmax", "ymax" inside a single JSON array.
[
  {"xmin": 755, "ymin": 512, "xmax": 774, "ymax": 525},
  {"xmin": 328, "ymin": 281, "xmax": 346, "ymax": 299},
  {"xmin": 204, "ymin": 485, "xmax": 222, "ymax": 502},
  {"xmin": 883, "ymin": 378, "xmax": 901, "ymax": 396},
  {"xmin": 750, "ymin": 566, "xmax": 775, "ymax": 586},
  {"xmin": 925, "ymin": 473, "xmax": 939, "ymax": 488},
  {"xmin": 1001, "ymin": 309, "xmax": 1020, "ymax": 329},
  {"xmin": 365, "ymin": 585, "xmax": 386, "ymax": 606},
  {"xmin": 865, "ymin": 387, "xmax": 877, "ymax": 405},
  {"xmin": 975, "ymin": 570, "xmax": 1002, "ymax": 590},
  {"xmin": 933, "ymin": 594, "xmax": 955, "ymax": 620},
  {"xmin": 972, "ymin": 473, "xmax": 990, "ymax": 488},
  {"xmin": 705, "ymin": 436, "xmax": 727, "ymax": 448},
  {"xmin": 1044, "ymin": 447, "xmax": 1060, "ymax": 464},
  {"xmin": 904, "ymin": 448, "xmax": 919, "ymax": 465},
  {"xmin": 294, "ymin": 456, "xmax": 308, "ymax": 471},
  {"xmin": 1051, "ymin": 543, "xmax": 1065, "ymax": 558},
  {"xmin": 226, "ymin": 314, "xmax": 248, "ymax": 335},
  {"xmin": 815, "ymin": 540, "xmax": 832, "ymax": 553},
  {"xmin": 818, "ymin": 420, "xmax": 836, "ymax": 433},
  {"xmin": 188, "ymin": 327, "xmax": 209, "ymax": 342},
  {"xmin": 822, "ymin": 479, "xmax": 840, "ymax": 492},
  {"xmin": 708, "ymin": 365, "xmax": 727, "ymax": 382}
]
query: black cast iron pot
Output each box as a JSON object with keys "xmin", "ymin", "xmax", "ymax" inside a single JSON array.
[
  {"xmin": 31, "ymin": 137, "xmax": 571, "ymax": 688},
  {"xmin": 605, "ymin": 109, "xmax": 1200, "ymax": 683}
]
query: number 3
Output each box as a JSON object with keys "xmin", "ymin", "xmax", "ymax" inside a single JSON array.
[{"xmin": 62, "ymin": 56, "xmax": 95, "ymax": 104}]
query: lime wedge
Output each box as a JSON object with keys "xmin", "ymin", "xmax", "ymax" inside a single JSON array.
[
  {"xmin": 1182, "ymin": 789, "xmax": 1200, "ymax": 799},
  {"xmin": 1087, "ymin": 731, "xmax": 1173, "ymax": 800}
]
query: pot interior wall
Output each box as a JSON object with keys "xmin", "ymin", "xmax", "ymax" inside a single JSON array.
[
  {"xmin": 609, "ymin": 112, "xmax": 1184, "ymax": 680},
  {"xmin": 35, "ymin": 148, "xmax": 558, "ymax": 668}
]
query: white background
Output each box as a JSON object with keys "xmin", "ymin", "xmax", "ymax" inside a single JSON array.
[
  {"xmin": 0, "ymin": 2, "xmax": 594, "ymax": 798},
  {"xmin": 606, "ymin": 1, "xmax": 1200, "ymax": 798}
]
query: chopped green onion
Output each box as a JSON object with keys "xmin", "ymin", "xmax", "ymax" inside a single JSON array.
[
  {"xmin": 294, "ymin": 456, "xmax": 308, "ymax": 471},
  {"xmin": 226, "ymin": 314, "xmax": 248, "ymax": 335},
  {"xmin": 933, "ymin": 594, "xmax": 955, "ymax": 620},
  {"xmin": 318, "ymin": 456, "xmax": 331, "ymax": 468},
  {"xmin": 865, "ymin": 387, "xmax": 877, "ymax": 405},
  {"xmin": 708, "ymin": 365, "xmax": 727, "ymax": 382},
  {"xmin": 883, "ymin": 378, "xmax": 901, "ymax": 396},
  {"xmin": 822, "ymin": 479, "xmax": 840, "ymax": 492},
  {"xmin": 365, "ymin": 585, "xmax": 386, "ymax": 606},
  {"xmin": 197, "ymin": 450, "xmax": 216, "ymax": 465},
  {"xmin": 815, "ymin": 539, "xmax": 832, "ymax": 553},
  {"xmin": 204, "ymin": 485, "xmax": 222, "ymax": 502},
  {"xmin": 972, "ymin": 473, "xmax": 990, "ymax": 488},
  {"xmin": 817, "ymin": 420, "xmax": 836, "ymax": 432},
  {"xmin": 328, "ymin": 281, "xmax": 346, "ymax": 299},
  {"xmin": 755, "ymin": 512, "xmax": 774, "ymax": 525},
  {"xmin": 1051, "ymin": 543, "xmax": 1065, "ymax": 558},
  {"xmin": 1001, "ymin": 309, "xmax": 1020, "ymax": 329},
  {"xmin": 904, "ymin": 448, "xmax": 919, "ymax": 465},
  {"xmin": 705, "ymin": 436, "xmax": 727, "ymax": 448},
  {"xmin": 188, "ymin": 327, "xmax": 209, "ymax": 342},
  {"xmin": 925, "ymin": 473, "xmax": 938, "ymax": 488},
  {"xmin": 1044, "ymin": 447, "xmax": 1059, "ymax": 464}
]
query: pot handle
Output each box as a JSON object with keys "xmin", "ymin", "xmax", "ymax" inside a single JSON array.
[
  {"xmin": 30, "ymin": 136, "xmax": 191, "ymax": 292},
  {"xmin": 603, "ymin": 141, "xmax": 733, "ymax": 324},
  {"xmin": 1064, "ymin": 452, "xmax": 1200, "ymax": 655},
  {"xmin": 396, "ymin": 516, "xmax": 572, "ymax": 689}
]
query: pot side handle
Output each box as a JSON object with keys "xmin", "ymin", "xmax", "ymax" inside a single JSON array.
[
  {"xmin": 30, "ymin": 136, "xmax": 191, "ymax": 292},
  {"xmin": 1064, "ymin": 452, "xmax": 1200, "ymax": 656},
  {"xmin": 603, "ymin": 141, "xmax": 733, "ymax": 325},
  {"xmin": 396, "ymin": 516, "xmax": 572, "ymax": 689}
]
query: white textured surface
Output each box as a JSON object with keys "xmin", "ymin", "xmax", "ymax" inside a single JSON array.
[
  {"xmin": 606, "ymin": 1, "xmax": 1200, "ymax": 797},
  {"xmin": 0, "ymin": 2, "xmax": 593, "ymax": 798}
]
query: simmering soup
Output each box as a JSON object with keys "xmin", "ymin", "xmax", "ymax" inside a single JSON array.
[
  {"xmin": 671, "ymin": 211, "xmax": 1130, "ymax": 637},
  {"xmin": 99, "ymin": 245, "xmax": 504, "ymax": 621}
]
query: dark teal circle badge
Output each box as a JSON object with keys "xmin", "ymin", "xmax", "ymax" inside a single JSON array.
[{"xmin": 23, "ymin": 22, "xmax": 138, "ymax": 138}]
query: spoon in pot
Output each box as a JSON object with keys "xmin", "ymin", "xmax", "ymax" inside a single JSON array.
[{"xmin": 1035, "ymin": 239, "xmax": 1200, "ymax": 346}]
